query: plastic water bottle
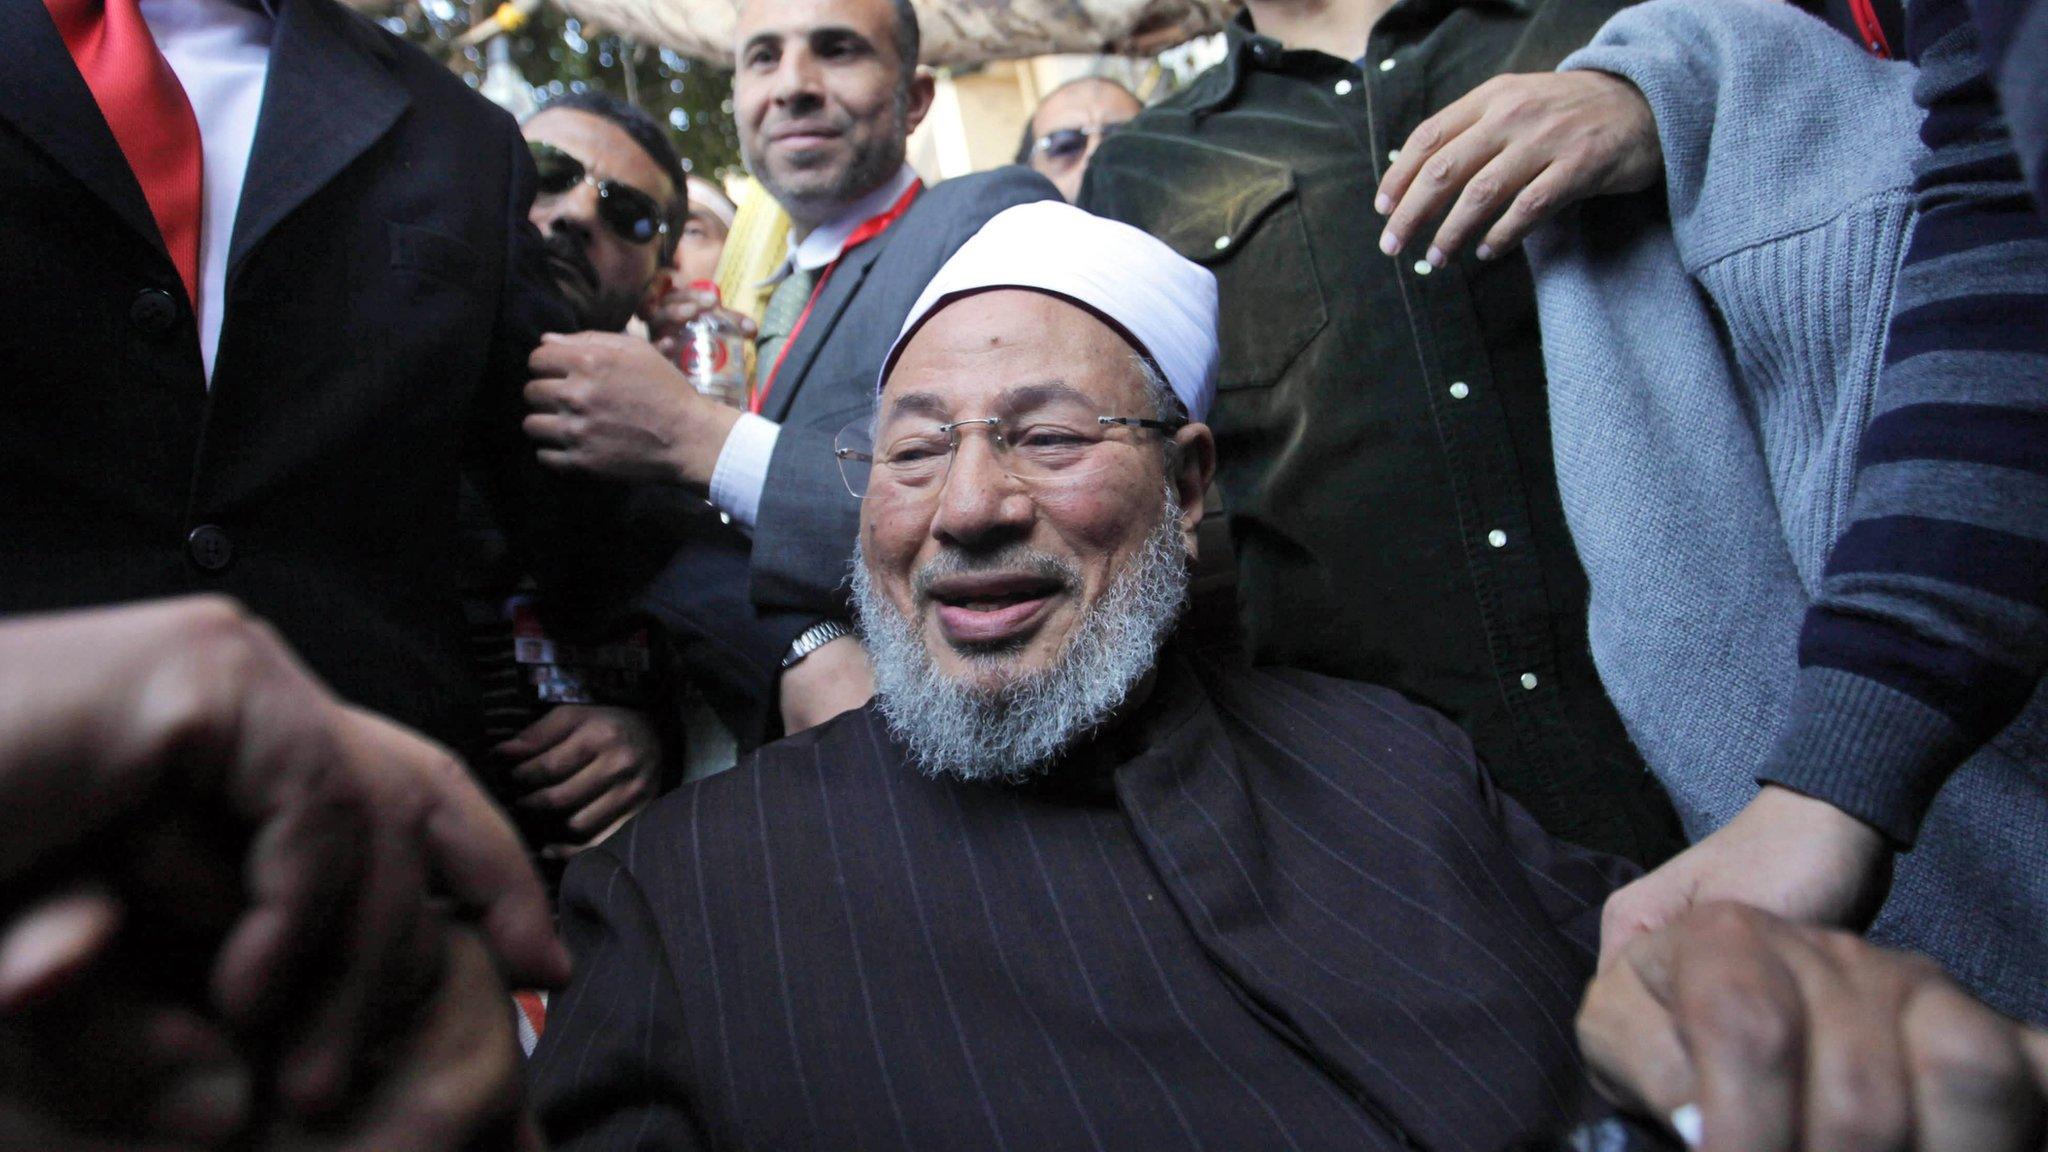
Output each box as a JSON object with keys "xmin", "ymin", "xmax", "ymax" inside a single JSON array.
[{"xmin": 676, "ymin": 280, "xmax": 750, "ymax": 408}]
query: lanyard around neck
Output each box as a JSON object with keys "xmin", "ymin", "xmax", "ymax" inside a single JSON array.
[{"xmin": 750, "ymin": 180, "xmax": 924, "ymax": 414}]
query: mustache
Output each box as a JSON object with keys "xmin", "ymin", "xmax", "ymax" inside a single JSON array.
[
  {"xmin": 540, "ymin": 230, "xmax": 597, "ymax": 286},
  {"xmin": 911, "ymin": 546, "xmax": 1080, "ymax": 602}
]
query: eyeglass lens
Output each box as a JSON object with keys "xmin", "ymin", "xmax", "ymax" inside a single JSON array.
[
  {"xmin": 837, "ymin": 401, "xmax": 1174, "ymax": 500},
  {"xmin": 528, "ymin": 143, "xmax": 664, "ymax": 245},
  {"xmin": 1037, "ymin": 128, "xmax": 1090, "ymax": 163}
]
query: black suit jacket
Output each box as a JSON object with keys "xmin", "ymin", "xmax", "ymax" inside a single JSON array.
[
  {"xmin": 0, "ymin": 0, "xmax": 626, "ymax": 750},
  {"xmin": 533, "ymin": 653, "xmax": 1639, "ymax": 1152},
  {"xmin": 636, "ymin": 167, "xmax": 1058, "ymax": 744}
]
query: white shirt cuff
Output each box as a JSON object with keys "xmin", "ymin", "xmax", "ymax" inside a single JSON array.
[{"xmin": 708, "ymin": 412, "xmax": 781, "ymax": 531}]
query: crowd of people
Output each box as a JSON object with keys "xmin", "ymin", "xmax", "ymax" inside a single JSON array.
[{"xmin": 2, "ymin": 0, "xmax": 2044, "ymax": 1146}]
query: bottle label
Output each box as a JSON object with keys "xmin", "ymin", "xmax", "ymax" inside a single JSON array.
[{"xmin": 681, "ymin": 337, "xmax": 732, "ymax": 376}]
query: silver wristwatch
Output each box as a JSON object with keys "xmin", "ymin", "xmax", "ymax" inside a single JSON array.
[{"xmin": 781, "ymin": 619, "xmax": 853, "ymax": 670}]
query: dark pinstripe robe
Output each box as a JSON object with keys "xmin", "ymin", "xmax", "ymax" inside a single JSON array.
[{"xmin": 531, "ymin": 652, "xmax": 1639, "ymax": 1152}]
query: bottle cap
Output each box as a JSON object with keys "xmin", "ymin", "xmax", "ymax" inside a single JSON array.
[{"xmin": 688, "ymin": 279, "xmax": 721, "ymax": 304}]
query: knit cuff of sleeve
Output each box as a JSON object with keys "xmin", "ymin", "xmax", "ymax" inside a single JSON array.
[{"xmin": 1756, "ymin": 665, "xmax": 1974, "ymax": 849}]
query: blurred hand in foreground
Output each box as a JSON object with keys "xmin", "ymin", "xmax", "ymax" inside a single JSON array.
[
  {"xmin": 0, "ymin": 597, "xmax": 564, "ymax": 1149},
  {"xmin": 1581, "ymin": 902, "xmax": 2048, "ymax": 1152}
]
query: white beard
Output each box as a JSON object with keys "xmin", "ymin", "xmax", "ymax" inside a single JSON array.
[{"xmin": 849, "ymin": 487, "xmax": 1190, "ymax": 784}]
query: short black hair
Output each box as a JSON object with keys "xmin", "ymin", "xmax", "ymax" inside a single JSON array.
[
  {"xmin": 1014, "ymin": 76, "xmax": 1141, "ymax": 164},
  {"xmin": 885, "ymin": 0, "xmax": 920, "ymax": 77},
  {"xmin": 529, "ymin": 91, "xmax": 689, "ymax": 257}
]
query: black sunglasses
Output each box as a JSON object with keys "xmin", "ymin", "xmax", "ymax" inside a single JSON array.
[
  {"xmin": 1031, "ymin": 123, "xmax": 1122, "ymax": 168},
  {"xmin": 528, "ymin": 141, "xmax": 670, "ymax": 246}
]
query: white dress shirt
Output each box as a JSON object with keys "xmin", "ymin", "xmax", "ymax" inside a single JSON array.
[
  {"xmin": 141, "ymin": 0, "xmax": 274, "ymax": 384},
  {"xmin": 707, "ymin": 164, "xmax": 921, "ymax": 529}
]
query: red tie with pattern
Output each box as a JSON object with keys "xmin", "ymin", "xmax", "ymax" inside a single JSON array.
[{"xmin": 43, "ymin": 0, "xmax": 205, "ymax": 309}]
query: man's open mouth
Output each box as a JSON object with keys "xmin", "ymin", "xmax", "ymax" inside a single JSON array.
[{"xmin": 924, "ymin": 574, "xmax": 1066, "ymax": 646}]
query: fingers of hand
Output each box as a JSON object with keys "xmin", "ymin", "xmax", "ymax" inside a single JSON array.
[
  {"xmin": 522, "ymin": 413, "xmax": 580, "ymax": 455},
  {"xmin": 1379, "ymin": 120, "xmax": 1498, "ymax": 258},
  {"xmin": 494, "ymin": 705, "xmax": 587, "ymax": 762},
  {"xmin": 519, "ymin": 749, "xmax": 647, "ymax": 817},
  {"xmin": 646, "ymin": 296, "xmax": 710, "ymax": 333},
  {"xmin": 2, "ymin": 962, "xmax": 248, "ymax": 1146},
  {"xmin": 1785, "ymin": 932, "xmax": 1916, "ymax": 1152},
  {"xmin": 1635, "ymin": 904, "xmax": 2047, "ymax": 1152},
  {"xmin": 1376, "ymin": 92, "xmax": 1484, "ymax": 222},
  {"xmin": 1629, "ymin": 905, "xmax": 1805, "ymax": 1152},
  {"xmin": 522, "ymin": 375, "xmax": 590, "ymax": 416},
  {"xmin": 0, "ymin": 888, "xmax": 122, "ymax": 1010},
  {"xmin": 1428, "ymin": 148, "xmax": 1555, "ymax": 264},
  {"xmin": 1598, "ymin": 870, "xmax": 1692, "ymax": 974},
  {"xmin": 559, "ymin": 774, "xmax": 655, "ymax": 844},
  {"xmin": 404, "ymin": 724, "xmax": 567, "ymax": 990},
  {"xmin": 210, "ymin": 769, "xmax": 368, "ymax": 1036},
  {"xmin": 1901, "ymin": 979, "xmax": 2047, "ymax": 1152},
  {"xmin": 1471, "ymin": 161, "xmax": 1580, "ymax": 261},
  {"xmin": 1577, "ymin": 950, "xmax": 1696, "ymax": 1120},
  {"xmin": 509, "ymin": 720, "xmax": 611, "ymax": 789},
  {"xmin": 274, "ymin": 781, "xmax": 443, "ymax": 1117},
  {"xmin": 301, "ymin": 930, "xmax": 526, "ymax": 1152}
]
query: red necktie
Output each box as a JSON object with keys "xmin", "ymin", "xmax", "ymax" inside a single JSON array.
[{"xmin": 43, "ymin": 0, "xmax": 205, "ymax": 309}]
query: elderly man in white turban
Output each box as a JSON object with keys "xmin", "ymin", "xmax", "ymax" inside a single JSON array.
[{"xmin": 528, "ymin": 203, "xmax": 2048, "ymax": 1152}]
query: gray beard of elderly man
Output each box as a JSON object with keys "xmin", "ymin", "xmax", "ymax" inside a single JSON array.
[{"xmin": 849, "ymin": 479, "xmax": 1187, "ymax": 781}]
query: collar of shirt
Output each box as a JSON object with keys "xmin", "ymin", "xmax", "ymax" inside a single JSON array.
[
  {"xmin": 778, "ymin": 163, "xmax": 920, "ymax": 279},
  {"xmin": 1192, "ymin": 0, "xmax": 1530, "ymax": 113}
]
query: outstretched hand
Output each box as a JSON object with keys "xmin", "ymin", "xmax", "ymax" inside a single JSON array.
[{"xmin": 1376, "ymin": 69, "xmax": 1660, "ymax": 267}]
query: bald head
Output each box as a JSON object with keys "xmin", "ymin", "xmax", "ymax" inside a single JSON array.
[{"xmin": 1019, "ymin": 77, "xmax": 1142, "ymax": 202}]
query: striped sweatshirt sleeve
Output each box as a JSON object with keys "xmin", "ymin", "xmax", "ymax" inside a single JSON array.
[{"xmin": 1757, "ymin": 0, "xmax": 2048, "ymax": 847}]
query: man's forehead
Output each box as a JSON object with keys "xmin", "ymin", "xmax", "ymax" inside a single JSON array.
[
  {"xmin": 1034, "ymin": 80, "xmax": 1141, "ymax": 130},
  {"xmin": 882, "ymin": 380, "xmax": 1094, "ymax": 421},
  {"xmin": 523, "ymin": 109, "xmax": 674, "ymax": 200},
  {"xmin": 880, "ymin": 292, "xmax": 1148, "ymax": 412},
  {"xmin": 737, "ymin": 0, "xmax": 892, "ymax": 44}
]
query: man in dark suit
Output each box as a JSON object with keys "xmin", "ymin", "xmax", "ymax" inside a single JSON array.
[
  {"xmin": 529, "ymin": 203, "xmax": 2048, "ymax": 1152},
  {"xmin": 0, "ymin": 0, "xmax": 633, "ymax": 756},
  {"xmin": 522, "ymin": 0, "xmax": 1055, "ymax": 747}
]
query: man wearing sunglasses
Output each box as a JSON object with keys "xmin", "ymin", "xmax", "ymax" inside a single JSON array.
[
  {"xmin": 524, "ymin": 92, "xmax": 689, "ymax": 335},
  {"xmin": 446, "ymin": 94, "xmax": 695, "ymax": 860},
  {"xmin": 522, "ymin": 0, "xmax": 1056, "ymax": 748},
  {"xmin": 1014, "ymin": 76, "xmax": 1142, "ymax": 203}
]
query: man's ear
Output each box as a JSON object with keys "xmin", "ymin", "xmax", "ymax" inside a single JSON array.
[
  {"xmin": 1171, "ymin": 422, "xmax": 1215, "ymax": 560},
  {"xmin": 902, "ymin": 68, "xmax": 938, "ymax": 138}
]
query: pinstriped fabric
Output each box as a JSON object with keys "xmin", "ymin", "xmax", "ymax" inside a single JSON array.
[{"xmin": 531, "ymin": 652, "xmax": 1633, "ymax": 1152}]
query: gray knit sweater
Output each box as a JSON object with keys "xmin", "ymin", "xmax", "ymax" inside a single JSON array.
[{"xmin": 1530, "ymin": 0, "xmax": 2045, "ymax": 1021}]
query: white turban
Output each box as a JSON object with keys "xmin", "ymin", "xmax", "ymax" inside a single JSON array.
[{"xmin": 878, "ymin": 200, "xmax": 1220, "ymax": 423}]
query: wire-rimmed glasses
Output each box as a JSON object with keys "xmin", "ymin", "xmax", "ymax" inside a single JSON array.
[{"xmin": 835, "ymin": 402, "xmax": 1183, "ymax": 501}]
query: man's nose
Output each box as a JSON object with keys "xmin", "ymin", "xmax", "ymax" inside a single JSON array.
[
  {"xmin": 770, "ymin": 47, "xmax": 824, "ymax": 107},
  {"xmin": 930, "ymin": 436, "xmax": 1034, "ymax": 548},
  {"xmin": 536, "ymin": 179, "xmax": 601, "ymax": 234}
]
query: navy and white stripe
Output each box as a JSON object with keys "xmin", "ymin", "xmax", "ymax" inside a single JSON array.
[{"xmin": 531, "ymin": 653, "xmax": 1632, "ymax": 1152}]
